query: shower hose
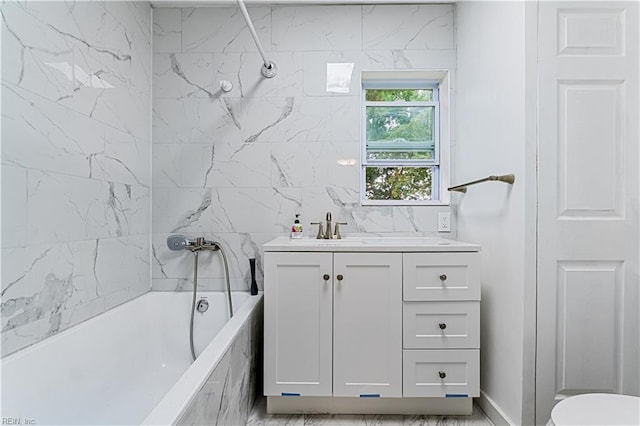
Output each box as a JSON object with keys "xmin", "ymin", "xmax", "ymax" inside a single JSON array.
[{"xmin": 189, "ymin": 242, "xmax": 233, "ymax": 361}]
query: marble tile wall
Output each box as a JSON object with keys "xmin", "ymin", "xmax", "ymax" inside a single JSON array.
[
  {"xmin": 178, "ymin": 299, "xmax": 263, "ymax": 426},
  {"xmin": 151, "ymin": 4, "xmax": 457, "ymax": 292},
  {"xmin": 1, "ymin": 1, "xmax": 152, "ymax": 357}
]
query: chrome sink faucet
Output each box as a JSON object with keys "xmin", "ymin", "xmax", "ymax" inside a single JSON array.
[
  {"xmin": 324, "ymin": 212, "xmax": 332, "ymax": 239},
  {"xmin": 310, "ymin": 212, "xmax": 348, "ymax": 239}
]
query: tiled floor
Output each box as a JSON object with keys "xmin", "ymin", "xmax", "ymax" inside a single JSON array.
[{"xmin": 247, "ymin": 397, "xmax": 494, "ymax": 426}]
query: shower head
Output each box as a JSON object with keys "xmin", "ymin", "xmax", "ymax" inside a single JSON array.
[{"xmin": 167, "ymin": 234, "xmax": 187, "ymax": 251}]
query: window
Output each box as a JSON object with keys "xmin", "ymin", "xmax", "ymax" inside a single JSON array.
[{"xmin": 361, "ymin": 72, "xmax": 449, "ymax": 205}]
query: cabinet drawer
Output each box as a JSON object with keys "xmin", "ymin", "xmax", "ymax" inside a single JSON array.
[
  {"xmin": 403, "ymin": 350, "xmax": 479, "ymax": 398},
  {"xmin": 403, "ymin": 253, "xmax": 480, "ymax": 301},
  {"xmin": 403, "ymin": 301, "xmax": 479, "ymax": 349}
]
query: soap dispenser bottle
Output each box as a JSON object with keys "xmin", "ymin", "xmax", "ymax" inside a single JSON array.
[{"xmin": 291, "ymin": 214, "xmax": 303, "ymax": 239}]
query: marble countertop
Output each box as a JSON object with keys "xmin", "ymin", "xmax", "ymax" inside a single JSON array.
[{"xmin": 263, "ymin": 236, "xmax": 480, "ymax": 252}]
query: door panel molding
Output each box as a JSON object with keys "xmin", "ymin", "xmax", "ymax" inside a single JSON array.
[{"xmin": 555, "ymin": 261, "xmax": 624, "ymax": 396}]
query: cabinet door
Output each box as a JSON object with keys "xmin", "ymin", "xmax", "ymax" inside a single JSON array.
[
  {"xmin": 333, "ymin": 252, "xmax": 402, "ymax": 397},
  {"xmin": 264, "ymin": 252, "xmax": 333, "ymax": 397}
]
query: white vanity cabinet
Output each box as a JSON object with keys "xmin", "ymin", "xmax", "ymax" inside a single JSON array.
[
  {"xmin": 263, "ymin": 251, "xmax": 402, "ymax": 398},
  {"xmin": 263, "ymin": 237, "xmax": 480, "ymax": 415}
]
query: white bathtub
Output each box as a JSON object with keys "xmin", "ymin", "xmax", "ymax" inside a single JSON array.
[{"xmin": 1, "ymin": 291, "xmax": 263, "ymax": 425}]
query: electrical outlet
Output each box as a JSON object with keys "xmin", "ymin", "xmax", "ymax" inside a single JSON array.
[{"xmin": 438, "ymin": 212, "xmax": 451, "ymax": 232}]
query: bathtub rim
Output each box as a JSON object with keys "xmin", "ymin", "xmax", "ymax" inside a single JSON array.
[{"xmin": 141, "ymin": 291, "xmax": 263, "ymax": 425}]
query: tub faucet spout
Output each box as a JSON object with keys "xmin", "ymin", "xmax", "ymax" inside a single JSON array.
[
  {"xmin": 200, "ymin": 240, "xmax": 220, "ymax": 251},
  {"xmin": 177, "ymin": 237, "xmax": 220, "ymax": 252},
  {"xmin": 183, "ymin": 238, "xmax": 200, "ymax": 252}
]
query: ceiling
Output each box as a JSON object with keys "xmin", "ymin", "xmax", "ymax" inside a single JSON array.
[{"xmin": 151, "ymin": 0, "xmax": 456, "ymax": 7}]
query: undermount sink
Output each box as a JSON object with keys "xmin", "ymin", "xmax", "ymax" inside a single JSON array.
[
  {"xmin": 293, "ymin": 236, "xmax": 446, "ymax": 244},
  {"xmin": 264, "ymin": 235, "xmax": 480, "ymax": 252}
]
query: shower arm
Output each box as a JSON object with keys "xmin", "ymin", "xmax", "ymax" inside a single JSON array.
[{"xmin": 236, "ymin": 0, "xmax": 277, "ymax": 78}]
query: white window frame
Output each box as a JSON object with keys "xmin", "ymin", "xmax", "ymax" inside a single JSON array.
[{"xmin": 360, "ymin": 70, "xmax": 451, "ymax": 206}]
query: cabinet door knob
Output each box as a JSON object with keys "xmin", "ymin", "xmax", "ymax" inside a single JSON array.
[
  {"xmin": 323, "ymin": 274, "xmax": 330, "ymax": 281},
  {"xmin": 439, "ymin": 323, "xmax": 447, "ymax": 330},
  {"xmin": 439, "ymin": 274, "xmax": 447, "ymax": 282},
  {"xmin": 438, "ymin": 371, "xmax": 446, "ymax": 379},
  {"xmin": 336, "ymin": 274, "xmax": 344, "ymax": 281}
]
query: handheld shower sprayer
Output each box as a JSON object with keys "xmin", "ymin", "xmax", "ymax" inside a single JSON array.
[
  {"xmin": 165, "ymin": 234, "xmax": 233, "ymax": 361},
  {"xmin": 166, "ymin": 234, "xmax": 187, "ymax": 251}
]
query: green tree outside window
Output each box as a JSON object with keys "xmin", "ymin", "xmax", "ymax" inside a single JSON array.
[{"xmin": 364, "ymin": 88, "xmax": 437, "ymax": 202}]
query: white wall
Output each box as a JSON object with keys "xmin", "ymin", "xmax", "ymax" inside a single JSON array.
[
  {"xmin": 1, "ymin": 2, "xmax": 152, "ymax": 356},
  {"xmin": 455, "ymin": 2, "xmax": 530, "ymax": 424},
  {"xmin": 151, "ymin": 4, "xmax": 457, "ymax": 292}
]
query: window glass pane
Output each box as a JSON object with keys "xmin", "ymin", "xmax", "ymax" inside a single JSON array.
[
  {"xmin": 365, "ymin": 166, "xmax": 433, "ymax": 201},
  {"xmin": 366, "ymin": 105, "xmax": 434, "ymax": 160},
  {"xmin": 366, "ymin": 106, "xmax": 434, "ymax": 142},
  {"xmin": 367, "ymin": 150, "xmax": 434, "ymax": 161},
  {"xmin": 365, "ymin": 89, "xmax": 433, "ymax": 102}
]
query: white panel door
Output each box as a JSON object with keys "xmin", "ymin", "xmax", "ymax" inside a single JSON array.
[
  {"xmin": 333, "ymin": 252, "xmax": 402, "ymax": 397},
  {"xmin": 536, "ymin": 1, "xmax": 639, "ymax": 423},
  {"xmin": 263, "ymin": 252, "xmax": 333, "ymax": 397}
]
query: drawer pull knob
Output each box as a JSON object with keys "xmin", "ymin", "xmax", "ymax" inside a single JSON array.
[
  {"xmin": 439, "ymin": 274, "xmax": 447, "ymax": 282},
  {"xmin": 439, "ymin": 323, "xmax": 447, "ymax": 330},
  {"xmin": 323, "ymin": 274, "xmax": 330, "ymax": 281},
  {"xmin": 439, "ymin": 371, "xmax": 447, "ymax": 379},
  {"xmin": 337, "ymin": 274, "xmax": 344, "ymax": 281}
]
